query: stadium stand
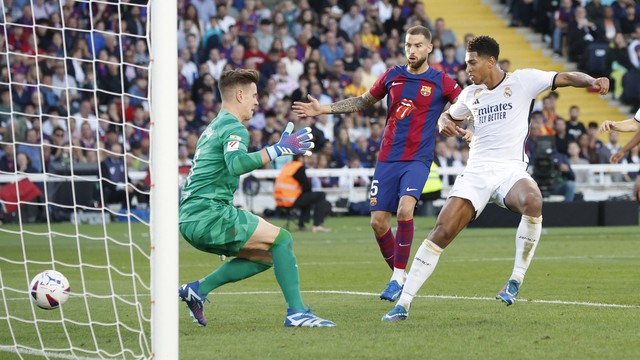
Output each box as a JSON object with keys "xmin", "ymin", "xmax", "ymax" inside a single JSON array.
[{"xmin": 0, "ymin": 0, "xmax": 638, "ymax": 223}]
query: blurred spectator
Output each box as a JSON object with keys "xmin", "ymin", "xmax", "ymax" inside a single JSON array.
[
  {"xmin": 456, "ymin": 33, "xmax": 474, "ymax": 64},
  {"xmin": 339, "ymin": 5, "xmax": 365, "ymax": 40},
  {"xmin": 441, "ymin": 44, "xmax": 462, "ymax": 80},
  {"xmin": 383, "ymin": 6, "xmax": 405, "ymax": 38},
  {"xmin": 344, "ymin": 69, "xmax": 368, "ymax": 98},
  {"xmin": 586, "ymin": 0, "xmax": 605, "ymax": 23},
  {"xmin": 434, "ymin": 18, "xmax": 457, "ymax": 47},
  {"xmin": 608, "ymin": 33, "xmax": 632, "ymax": 99},
  {"xmin": 567, "ymin": 140, "xmax": 590, "ymax": 183},
  {"xmin": 554, "ymin": 119, "xmax": 570, "ymax": 155},
  {"xmin": 16, "ymin": 129, "xmax": 43, "ymax": 173},
  {"xmin": 16, "ymin": 152, "xmax": 38, "ymax": 173},
  {"xmin": 216, "ymin": 4, "xmax": 237, "ymax": 33},
  {"xmin": 271, "ymin": 61, "xmax": 298, "ymax": 99},
  {"xmin": 191, "ymin": 0, "xmax": 217, "ymax": 28},
  {"xmin": 318, "ymin": 32, "xmax": 343, "ymax": 71},
  {"xmin": 586, "ymin": 121, "xmax": 606, "ymax": 163},
  {"xmin": 274, "ymin": 154, "xmax": 332, "ymax": 232},
  {"xmin": 509, "ymin": 0, "xmax": 534, "ymax": 27},
  {"xmin": 567, "ymin": 6, "xmax": 601, "ymax": 66},
  {"xmin": 360, "ymin": 22, "xmax": 381, "ymax": 52},
  {"xmin": 244, "ymin": 36, "xmax": 267, "ymax": 69},
  {"xmin": 619, "ymin": 4, "xmax": 640, "ymax": 35},
  {"xmin": 0, "ymin": 144, "xmax": 16, "ymax": 172},
  {"xmin": 252, "ymin": 18, "xmax": 274, "ymax": 53},
  {"xmin": 553, "ymin": 0, "xmax": 576, "ymax": 56},
  {"xmin": 627, "ymin": 25, "xmax": 640, "ymax": 69},
  {"xmin": 549, "ymin": 148, "xmax": 576, "ymax": 201},
  {"xmin": 566, "ymin": 105, "xmax": 587, "ymax": 141},
  {"xmin": 281, "ymin": 45, "xmax": 304, "ymax": 80}
]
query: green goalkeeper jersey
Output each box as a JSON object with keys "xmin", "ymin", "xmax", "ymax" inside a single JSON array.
[{"xmin": 179, "ymin": 110, "xmax": 263, "ymax": 223}]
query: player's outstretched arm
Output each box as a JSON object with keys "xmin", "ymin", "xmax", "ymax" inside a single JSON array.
[
  {"xmin": 292, "ymin": 92, "xmax": 379, "ymax": 117},
  {"xmin": 600, "ymin": 118, "xmax": 640, "ymax": 133},
  {"xmin": 264, "ymin": 122, "xmax": 314, "ymax": 160},
  {"xmin": 225, "ymin": 123, "xmax": 314, "ymax": 176},
  {"xmin": 553, "ymin": 72, "xmax": 609, "ymax": 95}
]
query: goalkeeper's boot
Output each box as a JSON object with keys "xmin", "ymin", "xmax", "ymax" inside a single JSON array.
[
  {"xmin": 284, "ymin": 309, "xmax": 336, "ymax": 327},
  {"xmin": 178, "ymin": 281, "xmax": 208, "ymax": 326},
  {"xmin": 381, "ymin": 304, "xmax": 409, "ymax": 322},
  {"xmin": 380, "ymin": 280, "xmax": 403, "ymax": 302},
  {"xmin": 496, "ymin": 279, "xmax": 520, "ymax": 306}
]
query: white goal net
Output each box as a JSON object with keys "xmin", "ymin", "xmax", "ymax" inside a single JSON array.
[{"xmin": 0, "ymin": 0, "xmax": 177, "ymax": 359}]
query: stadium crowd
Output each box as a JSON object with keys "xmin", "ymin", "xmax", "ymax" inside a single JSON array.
[{"xmin": 0, "ymin": 0, "xmax": 638, "ymax": 207}]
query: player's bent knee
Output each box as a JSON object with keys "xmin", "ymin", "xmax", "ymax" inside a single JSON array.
[
  {"xmin": 522, "ymin": 191, "xmax": 543, "ymax": 215},
  {"xmin": 370, "ymin": 216, "xmax": 389, "ymax": 234}
]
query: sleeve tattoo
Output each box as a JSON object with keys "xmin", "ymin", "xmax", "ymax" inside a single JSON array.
[{"xmin": 329, "ymin": 93, "xmax": 378, "ymax": 114}]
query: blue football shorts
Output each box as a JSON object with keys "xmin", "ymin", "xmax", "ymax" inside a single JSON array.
[{"xmin": 369, "ymin": 160, "xmax": 431, "ymax": 212}]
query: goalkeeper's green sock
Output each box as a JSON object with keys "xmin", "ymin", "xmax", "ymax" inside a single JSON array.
[
  {"xmin": 270, "ymin": 229, "xmax": 306, "ymax": 311},
  {"xmin": 199, "ymin": 258, "xmax": 272, "ymax": 296}
]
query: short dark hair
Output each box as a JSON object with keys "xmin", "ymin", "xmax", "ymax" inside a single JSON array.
[
  {"xmin": 467, "ymin": 36, "xmax": 500, "ymax": 60},
  {"xmin": 218, "ymin": 69, "xmax": 259, "ymax": 97},
  {"xmin": 406, "ymin": 26, "xmax": 432, "ymax": 42}
]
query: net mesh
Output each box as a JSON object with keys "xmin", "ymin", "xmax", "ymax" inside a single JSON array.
[{"xmin": 0, "ymin": 1, "xmax": 153, "ymax": 358}]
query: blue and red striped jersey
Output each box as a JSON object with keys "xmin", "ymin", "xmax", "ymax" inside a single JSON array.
[{"xmin": 369, "ymin": 65, "xmax": 461, "ymax": 164}]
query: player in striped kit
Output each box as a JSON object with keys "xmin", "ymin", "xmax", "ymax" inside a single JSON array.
[
  {"xmin": 382, "ymin": 35, "xmax": 610, "ymax": 321},
  {"xmin": 293, "ymin": 26, "xmax": 461, "ymax": 302}
]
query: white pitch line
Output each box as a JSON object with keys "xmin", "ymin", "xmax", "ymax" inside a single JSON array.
[
  {"xmin": 213, "ymin": 290, "xmax": 640, "ymax": 309},
  {"xmin": 0, "ymin": 345, "xmax": 100, "ymax": 360},
  {"xmin": 2, "ymin": 290, "xmax": 638, "ymax": 308}
]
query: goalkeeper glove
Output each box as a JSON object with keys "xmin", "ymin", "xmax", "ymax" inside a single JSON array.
[{"xmin": 265, "ymin": 122, "xmax": 314, "ymax": 160}]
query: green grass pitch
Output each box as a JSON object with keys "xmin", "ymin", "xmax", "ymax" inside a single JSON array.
[{"xmin": 1, "ymin": 217, "xmax": 639, "ymax": 359}]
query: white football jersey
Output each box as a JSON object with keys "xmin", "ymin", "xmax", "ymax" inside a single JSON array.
[{"xmin": 449, "ymin": 69, "xmax": 557, "ymax": 165}]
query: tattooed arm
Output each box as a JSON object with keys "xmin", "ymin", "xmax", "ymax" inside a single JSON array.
[
  {"xmin": 554, "ymin": 72, "xmax": 609, "ymax": 95},
  {"xmin": 292, "ymin": 92, "xmax": 380, "ymax": 117}
]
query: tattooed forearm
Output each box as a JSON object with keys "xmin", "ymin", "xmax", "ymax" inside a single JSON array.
[
  {"xmin": 556, "ymin": 72, "xmax": 596, "ymax": 88},
  {"xmin": 330, "ymin": 93, "xmax": 378, "ymax": 114}
]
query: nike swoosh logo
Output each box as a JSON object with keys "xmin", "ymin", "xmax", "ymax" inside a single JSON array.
[
  {"xmin": 406, "ymin": 187, "xmax": 417, "ymax": 191},
  {"xmin": 391, "ymin": 81, "xmax": 403, "ymax": 86},
  {"xmin": 398, "ymin": 243, "xmax": 411, "ymax": 247}
]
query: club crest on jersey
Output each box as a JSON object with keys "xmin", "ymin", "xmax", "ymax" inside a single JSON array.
[
  {"xmin": 370, "ymin": 197, "xmax": 377, "ymax": 206},
  {"xmin": 395, "ymin": 98, "xmax": 415, "ymax": 120},
  {"xmin": 504, "ymin": 86, "xmax": 512, "ymax": 98},
  {"xmin": 420, "ymin": 85, "xmax": 431, "ymax": 96}
]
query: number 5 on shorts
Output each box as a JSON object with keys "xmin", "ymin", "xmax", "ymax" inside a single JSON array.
[{"xmin": 370, "ymin": 180, "xmax": 379, "ymax": 197}]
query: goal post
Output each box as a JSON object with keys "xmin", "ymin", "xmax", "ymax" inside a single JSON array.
[
  {"xmin": 0, "ymin": 0, "xmax": 178, "ymax": 358},
  {"xmin": 150, "ymin": 0, "xmax": 179, "ymax": 358}
]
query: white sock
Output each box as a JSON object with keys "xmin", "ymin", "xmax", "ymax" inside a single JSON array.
[
  {"xmin": 397, "ymin": 239, "xmax": 443, "ymax": 309},
  {"xmin": 510, "ymin": 215, "xmax": 542, "ymax": 284},
  {"xmin": 390, "ymin": 268, "xmax": 406, "ymax": 284}
]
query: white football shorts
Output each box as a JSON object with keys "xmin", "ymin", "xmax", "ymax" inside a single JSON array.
[{"xmin": 447, "ymin": 161, "xmax": 533, "ymax": 218}]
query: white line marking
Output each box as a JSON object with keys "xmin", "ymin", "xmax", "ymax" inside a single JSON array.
[
  {"xmin": 0, "ymin": 346, "xmax": 99, "ymax": 360},
  {"xmin": 2, "ymin": 290, "xmax": 637, "ymax": 308},
  {"xmin": 213, "ymin": 290, "xmax": 640, "ymax": 309}
]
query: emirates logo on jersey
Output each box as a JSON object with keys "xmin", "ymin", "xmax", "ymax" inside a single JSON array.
[
  {"xmin": 395, "ymin": 99, "xmax": 415, "ymax": 120},
  {"xmin": 420, "ymin": 85, "xmax": 431, "ymax": 96}
]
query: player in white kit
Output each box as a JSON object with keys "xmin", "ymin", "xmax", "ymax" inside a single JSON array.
[{"xmin": 383, "ymin": 36, "xmax": 610, "ymax": 321}]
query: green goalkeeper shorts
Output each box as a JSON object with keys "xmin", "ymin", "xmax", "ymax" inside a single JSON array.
[{"xmin": 179, "ymin": 202, "xmax": 260, "ymax": 257}]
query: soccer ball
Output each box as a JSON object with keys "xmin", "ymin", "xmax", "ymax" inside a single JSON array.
[{"xmin": 29, "ymin": 270, "xmax": 70, "ymax": 310}]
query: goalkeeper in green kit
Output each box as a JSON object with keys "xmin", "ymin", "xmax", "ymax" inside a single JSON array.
[{"xmin": 178, "ymin": 69, "xmax": 335, "ymax": 328}]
